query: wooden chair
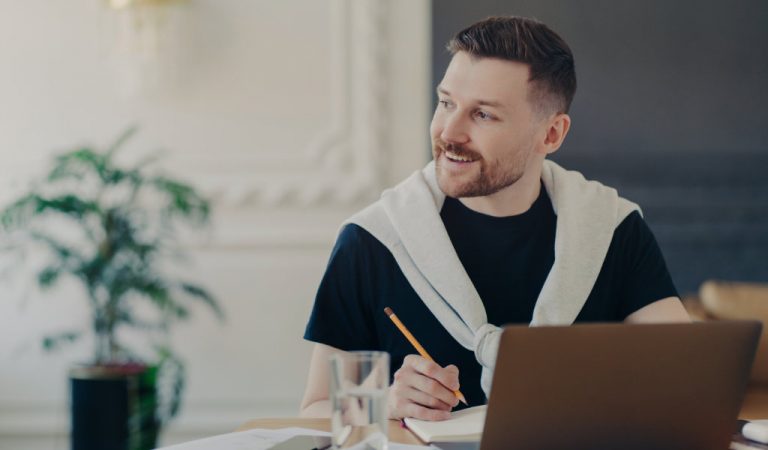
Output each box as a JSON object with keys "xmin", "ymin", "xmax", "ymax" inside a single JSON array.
[{"xmin": 683, "ymin": 280, "xmax": 768, "ymax": 419}]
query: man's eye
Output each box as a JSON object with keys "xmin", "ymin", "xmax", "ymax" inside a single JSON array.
[
  {"xmin": 439, "ymin": 100, "xmax": 453, "ymax": 108},
  {"xmin": 475, "ymin": 110, "xmax": 494, "ymax": 121}
]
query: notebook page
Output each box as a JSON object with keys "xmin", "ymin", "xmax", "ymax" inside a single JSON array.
[{"xmin": 404, "ymin": 405, "xmax": 486, "ymax": 442}]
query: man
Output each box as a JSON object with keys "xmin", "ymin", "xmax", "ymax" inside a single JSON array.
[{"xmin": 300, "ymin": 16, "xmax": 690, "ymax": 421}]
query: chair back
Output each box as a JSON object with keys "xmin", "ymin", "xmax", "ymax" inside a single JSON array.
[{"xmin": 700, "ymin": 281, "xmax": 768, "ymax": 384}]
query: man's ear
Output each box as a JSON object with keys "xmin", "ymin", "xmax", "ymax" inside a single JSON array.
[{"xmin": 539, "ymin": 113, "xmax": 571, "ymax": 155}]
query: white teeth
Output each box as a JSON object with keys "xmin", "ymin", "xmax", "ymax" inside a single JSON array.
[{"xmin": 445, "ymin": 150, "xmax": 474, "ymax": 162}]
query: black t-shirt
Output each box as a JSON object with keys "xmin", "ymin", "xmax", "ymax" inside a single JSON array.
[{"xmin": 304, "ymin": 188, "xmax": 678, "ymax": 408}]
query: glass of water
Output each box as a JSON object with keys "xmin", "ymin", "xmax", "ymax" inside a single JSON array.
[{"xmin": 330, "ymin": 351, "xmax": 390, "ymax": 450}]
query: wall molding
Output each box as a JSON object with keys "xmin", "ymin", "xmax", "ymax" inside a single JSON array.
[{"xmin": 190, "ymin": 0, "xmax": 391, "ymax": 209}]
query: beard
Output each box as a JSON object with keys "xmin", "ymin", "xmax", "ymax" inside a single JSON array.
[{"xmin": 433, "ymin": 138, "xmax": 530, "ymax": 198}]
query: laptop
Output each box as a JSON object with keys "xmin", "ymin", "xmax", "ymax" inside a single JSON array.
[{"xmin": 435, "ymin": 321, "xmax": 761, "ymax": 450}]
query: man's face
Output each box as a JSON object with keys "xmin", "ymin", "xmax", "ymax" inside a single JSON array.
[{"xmin": 430, "ymin": 51, "xmax": 544, "ymax": 198}]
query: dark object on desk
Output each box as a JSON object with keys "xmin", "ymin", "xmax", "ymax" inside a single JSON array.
[
  {"xmin": 478, "ymin": 321, "xmax": 760, "ymax": 450},
  {"xmin": 70, "ymin": 364, "xmax": 158, "ymax": 450},
  {"xmin": 269, "ymin": 435, "xmax": 332, "ymax": 450},
  {"xmin": 432, "ymin": 442, "xmax": 481, "ymax": 450}
]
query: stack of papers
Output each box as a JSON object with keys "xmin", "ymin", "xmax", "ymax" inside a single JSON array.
[
  {"xmin": 156, "ymin": 427, "xmax": 431, "ymax": 450},
  {"xmin": 156, "ymin": 428, "xmax": 327, "ymax": 450}
]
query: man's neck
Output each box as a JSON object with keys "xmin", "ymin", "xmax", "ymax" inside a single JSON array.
[{"xmin": 458, "ymin": 166, "xmax": 543, "ymax": 217}]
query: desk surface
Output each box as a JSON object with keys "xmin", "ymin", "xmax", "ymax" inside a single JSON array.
[
  {"xmin": 235, "ymin": 418, "xmax": 757, "ymax": 449},
  {"xmin": 237, "ymin": 418, "xmax": 424, "ymax": 445},
  {"xmin": 740, "ymin": 389, "xmax": 768, "ymax": 420}
]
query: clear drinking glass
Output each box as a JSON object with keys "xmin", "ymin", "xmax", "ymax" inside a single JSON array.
[{"xmin": 330, "ymin": 351, "xmax": 390, "ymax": 450}]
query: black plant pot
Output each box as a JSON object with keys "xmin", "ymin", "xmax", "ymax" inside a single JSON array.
[{"xmin": 70, "ymin": 364, "xmax": 159, "ymax": 450}]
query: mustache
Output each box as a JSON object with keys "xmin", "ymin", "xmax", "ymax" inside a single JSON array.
[{"xmin": 434, "ymin": 139, "xmax": 482, "ymax": 160}]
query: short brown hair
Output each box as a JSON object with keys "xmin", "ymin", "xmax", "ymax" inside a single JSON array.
[{"xmin": 447, "ymin": 16, "xmax": 576, "ymax": 115}]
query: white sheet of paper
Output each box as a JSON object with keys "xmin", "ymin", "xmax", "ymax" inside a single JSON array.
[
  {"xmin": 155, "ymin": 427, "xmax": 431, "ymax": 450},
  {"xmin": 743, "ymin": 420, "xmax": 768, "ymax": 444},
  {"xmin": 155, "ymin": 427, "xmax": 328, "ymax": 450}
]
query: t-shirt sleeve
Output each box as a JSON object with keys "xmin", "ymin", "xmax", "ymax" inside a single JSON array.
[
  {"xmin": 615, "ymin": 211, "xmax": 680, "ymax": 318},
  {"xmin": 303, "ymin": 224, "xmax": 379, "ymax": 351}
]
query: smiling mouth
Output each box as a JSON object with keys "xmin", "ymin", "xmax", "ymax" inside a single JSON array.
[{"xmin": 444, "ymin": 149, "xmax": 476, "ymax": 163}]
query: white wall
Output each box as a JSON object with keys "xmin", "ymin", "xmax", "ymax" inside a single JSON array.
[{"xmin": 0, "ymin": 0, "xmax": 431, "ymax": 447}]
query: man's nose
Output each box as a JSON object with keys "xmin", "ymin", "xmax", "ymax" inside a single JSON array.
[{"xmin": 440, "ymin": 112, "xmax": 470, "ymax": 144}]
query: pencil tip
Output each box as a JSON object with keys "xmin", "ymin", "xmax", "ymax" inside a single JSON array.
[{"xmin": 457, "ymin": 392, "xmax": 468, "ymax": 405}]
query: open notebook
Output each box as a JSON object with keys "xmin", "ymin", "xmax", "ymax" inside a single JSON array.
[{"xmin": 403, "ymin": 405, "xmax": 486, "ymax": 443}]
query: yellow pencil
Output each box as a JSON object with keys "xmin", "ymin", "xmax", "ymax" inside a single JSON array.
[{"xmin": 384, "ymin": 306, "xmax": 468, "ymax": 405}]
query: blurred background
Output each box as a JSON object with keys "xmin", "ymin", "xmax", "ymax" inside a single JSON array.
[{"xmin": 0, "ymin": 0, "xmax": 765, "ymax": 449}]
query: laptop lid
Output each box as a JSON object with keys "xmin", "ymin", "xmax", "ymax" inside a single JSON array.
[{"xmin": 480, "ymin": 321, "xmax": 761, "ymax": 450}]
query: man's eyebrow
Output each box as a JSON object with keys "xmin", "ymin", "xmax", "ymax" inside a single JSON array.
[
  {"xmin": 477, "ymin": 99, "xmax": 503, "ymax": 108},
  {"xmin": 436, "ymin": 86, "xmax": 504, "ymax": 108}
]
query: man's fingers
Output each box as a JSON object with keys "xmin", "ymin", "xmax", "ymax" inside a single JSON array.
[
  {"xmin": 410, "ymin": 372, "xmax": 460, "ymax": 407},
  {"xmin": 405, "ymin": 355, "xmax": 443, "ymax": 380},
  {"xmin": 403, "ymin": 355, "xmax": 461, "ymax": 391},
  {"xmin": 389, "ymin": 355, "xmax": 461, "ymax": 421},
  {"xmin": 404, "ymin": 387, "xmax": 453, "ymax": 411},
  {"xmin": 392, "ymin": 367, "xmax": 456, "ymax": 409},
  {"xmin": 403, "ymin": 402, "xmax": 452, "ymax": 421}
]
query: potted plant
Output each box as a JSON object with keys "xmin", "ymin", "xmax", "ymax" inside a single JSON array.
[{"xmin": 0, "ymin": 128, "xmax": 223, "ymax": 450}]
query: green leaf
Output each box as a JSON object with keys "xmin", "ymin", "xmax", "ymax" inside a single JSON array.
[
  {"xmin": 154, "ymin": 345, "xmax": 186, "ymax": 422},
  {"xmin": 42, "ymin": 331, "xmax": 82, "ymax": 351},
  {"xmin": 2, "ymin": 193, "xmax": 101, "ymax": 232},
  {"xmin": 129, "ymin": 278, "xmax": 191, "ymax": 320},
  {"xmin": 132, "ymin": 151, "xmax": 164, "ymax": 172},
  {"xmin": 47, "ymin": 148, "xmax": 104, "ymax": 182},
  {"xmin": 25, "ymin": 194, "xmax": 101, "ymax": 220},
  {"xmin": 28, "ymin": 231, "xmax": 83, "ymax": 265},
  {"xmin": 47, "ymin": 127, "xmax": 139, "ymax": 186},
  {"xmin": 37, "ymin": 266, "xmax": 63, "ymax": 289},
  {"xmin": 75, "ymin": 255, "xmax": 106, "ymax": 286},
  {"xmin": 105, "ymin": 126, "xmax": 138, "ymax": 158},
  {"xmin": 151, "ymin": 177, "xmax": 210, "ymax": 225},
  {"xmin": 180, "ymin": 283, "xmax": 224, "ymax": 321},
  {"xmin": 1, "ymin": 193, "xmax": 38, "ymax": 229},
  {"xmin": 115, "ymin": 308, "xmax": 166, "ymax": 331},
  {"xmin": 101, "ymin": 208, "xmax": 141, "ymax": 259}
]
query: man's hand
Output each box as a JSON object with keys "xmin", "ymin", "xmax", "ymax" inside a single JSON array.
[{"xmin": 388, "ymin": 354, "xmax": 461, "ymax": 421}]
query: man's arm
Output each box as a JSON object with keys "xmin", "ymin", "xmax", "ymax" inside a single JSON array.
[
  {"xmin": 301, "ymin": 224, "xmax": 460, "ymax": 420},
  {"xmin": 610, "ymin": 212, "xmax": 689, "ymax": 323},
  {"xmin": 625, "ymin": 296, "xmax": 691, "ymax": 323},
  {"xmin": 300, "ymin": 343, "xmax": 347, "ymax": 417},
  {"xmin": 300, "ymin": 225, "xmax": 376, "ymax": 417}
]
